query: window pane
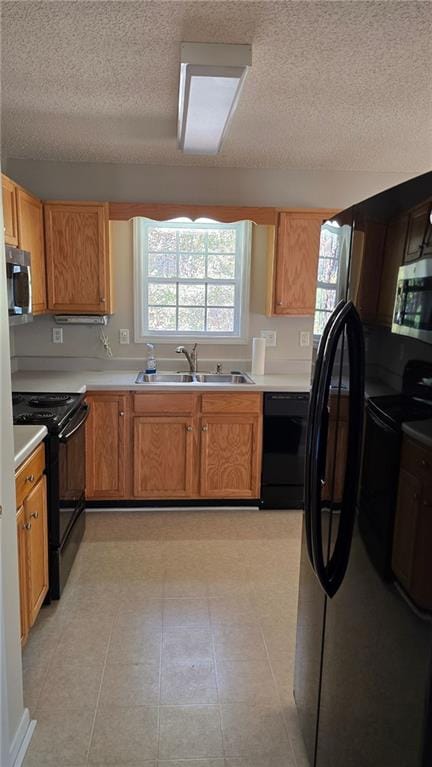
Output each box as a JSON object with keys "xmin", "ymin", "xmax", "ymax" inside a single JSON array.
[
  {"xmin": 178, "ymin": 284, "xmax": 205, "ymax": 306},
  {"xmin": 314, "ymin": 310, "xmax": 331, "ymax": 336},
  {"xmin": 179, "ymin": 253, "xmax": 205, "ymax": 279},
  {"xmin": 207, "ymin": 229, "xmax": 236, "ymax": 253},
  {"xmin": 207, "ymin": 284, "xmax": 235, "ymax": 306},
  {"xmin": 207, "ymin": 254, "xmax": 236, "ymax": 280},
  {"xmin": 318, "ymin": 258, "xmax": 338, "ymax": 284},
  {"xmin": 178, "ymin": 307, "xmax": 205, "ymax": 332},
  {"xmin": 148, "ymin": 228, "xmax": 177, "ymax": 252},
  {"xmin": 148, "ymin": 306, "xmax": 176, "ymax": 331},
  {"xmin": 148, "ymin": 253, "xmax": 177, "ymax": 278},
  {"xmin": 207, "ymin": 307, "xmax": 234, "ymax": 332},
  {"xmin": 178, "ymin": 229, "xmax": 206, "ymax": 252},
  {"xmin": 148, "ymin": 283, "xmax": 177, "ymax": 305},
  {"xmin": 316, "ymin": 288, "xmax": 336, "ymax": 311}
]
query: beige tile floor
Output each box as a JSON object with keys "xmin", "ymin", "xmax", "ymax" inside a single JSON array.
[{"xmin": 22, "ymin": 509, "xmax": 309, "ymax": 767}]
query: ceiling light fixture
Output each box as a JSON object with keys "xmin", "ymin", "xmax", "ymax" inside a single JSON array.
[{"xmin": 178, "ymin": 42, "xmax": 252, "ymax": 155}]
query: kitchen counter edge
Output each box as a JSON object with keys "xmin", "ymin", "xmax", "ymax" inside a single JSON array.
[{"xmin": 14, "ymin": 425, "xmax": 48, "ymax": 470}]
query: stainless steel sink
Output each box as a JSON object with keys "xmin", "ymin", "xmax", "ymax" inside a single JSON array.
[
  {"xmin": 135, "ymin": 372, "xmax": 194, "ymax": 383},
  {"xmin": 193, "ymin": 373, "xmax": 255, "ymax": 384},
  {"xmin": 135, "ymin": 371, "xmax": 255, "ymax": 385}
]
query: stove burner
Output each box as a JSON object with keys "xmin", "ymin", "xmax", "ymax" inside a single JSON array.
[
  {"xmin": 16, "ymin": 411, "xmax": 55, "ymax": 424},
  {"xmin": 28, "ymin": 394, "xmax": 72, "ymax": 407},
  {"xmin": 12, "ymin": 394, "xmax": 24, "ymax": 405}
]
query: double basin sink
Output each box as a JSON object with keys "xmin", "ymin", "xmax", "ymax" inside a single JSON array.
[{"xmin": 135, "ymin": 372, "xmax": 255, "ymax": 385}]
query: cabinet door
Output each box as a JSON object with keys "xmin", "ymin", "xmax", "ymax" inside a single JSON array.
[
  {"xmin": 200, "ymin": 414, "xmax": 262, "ymax": 498},
  {"xmin": 44, "ymin": 202, "xmax": 110, "ymax": 313},
  {"xmin": 133, "ymin": 416, "xmax": 194, "ymax": 498},
  {"xmin": 2, "ymin": 174, "xmax": 18, "ymax": 246},
  {"xmin": 404, "ymin": 201, "xmax": 432, "ymax": 262},
  {"xmin": 85, "ymin": 392, "xmax": 128, "ymax": 499},
  {"xmin": 16, "ymin": 188, "xmax": 47, "ymax": 314},
  {"xmin": 391, "ymin": 468, "xmax": 421, "ymax": 591},
  {"xmin": 355, "ymin": 220, "xmax": 387, "ymax": 322},
  {"xmin": 16, "ymin": 505, "xmax": 29, "ymax": 646},
  {"xmin": 376, "ymin": 215, "xmax": 407, "ymax": 326},
  {"xmin": 25, "ymin": 476, "xmax": 49, "ymax": 627},
  {"xmin": 274, "ymin": 212, "xmax": 323, "ymax": 315}
]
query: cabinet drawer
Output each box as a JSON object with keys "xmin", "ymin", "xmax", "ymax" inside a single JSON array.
[
  {"xmin": 133, "ymin": 393, "xmax": 197, "ymax": 415},
  {"xmin": 15, "ymin": 443, "xmax": 45, "ymax": 508},
  {"xmin": 201, "ymin": 392, "xmax": 262, "ymax": 414},
  {"xmin": 401, "ymin": 437, "xmax": 432, "ymax": 486}
]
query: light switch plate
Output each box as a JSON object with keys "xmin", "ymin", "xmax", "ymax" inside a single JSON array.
[
  {"xmin": 119, "ymin": 329, "xmax": 130, "ymax": 344},
  {"xmin": 52, "ymin": 328, "xmax": 63, "ymax": 344},
  {"xmin": 260, "ymin": 330, "xmax": 277, "ymax": 347},
  {"xmin": 299, "ymin": 331, "xmax": 311, "ymax": 347}
]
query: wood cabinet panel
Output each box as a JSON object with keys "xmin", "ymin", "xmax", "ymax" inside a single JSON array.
[
  {"xmin": 274, "ymin": 213, "xmax": 322, "ymax": 315},
  {"xmin": 2, "ymin": 174, "xmax": 18, "ymax": 246},
  {"xmin": 392, "ymin": 468, "xmax": 421, "ymax": 589},
  {"xmin": 16, "ymin": 188, "xmax": 47, "ymax": 314},
  {"xmin": 400, "ymin": 436, "xmax": 432, "ymax": 487},
  {"xmin": 354, "ymin": 220, "xmax": 387, "ymax": 322},
  {"xmin": 16, "ymin": 505, "xmax": 29, "ymax": 646},
  {"xmin": 133, "ymin": 392, "xmax": 197, "ymax": 415},
  {"xmin": 44, "ymin": 202, "xmax": 111, "ymax": 314},
  {"xmin": 85, "ymin": 392, "xmax": 128, "ymax": 499},
  {"xmin": 25, "ymin": 476, "xmax": 49, "ymax": 626},
  {"xmin": 376, "ymin": 215, "xmax": 407, "ymax": 327},
  {"xmin": 200, "ymin": 414, "xmax": 262, "ymax": 498},
  {"xmin": 15, "ymin": 442, "xmax": 45, "ymax": 509},
  {"xmin": 201, "ymin": 392, "xmax": 262, "ymax": 414},
  {"xmin": 404, "ymin": 201, "xmax": 432, "ymax": 263},
  {"xmin": 133, "ymin": 416, "xmax": 194, "ymax": 498}
]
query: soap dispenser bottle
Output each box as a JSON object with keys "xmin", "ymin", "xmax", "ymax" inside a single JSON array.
[{"xmin": 145, "ymin": 343, "xmax": 157, "ymax": 374}]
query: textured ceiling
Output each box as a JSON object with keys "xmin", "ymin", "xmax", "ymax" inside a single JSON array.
[{"xmin": 1, "ymin": 0, "xmax": 432, "ymax": 171}]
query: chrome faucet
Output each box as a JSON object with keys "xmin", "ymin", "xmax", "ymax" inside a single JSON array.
[{"xmin": 176, "ymin": 343, "xmax": 198, "ymax": 373}]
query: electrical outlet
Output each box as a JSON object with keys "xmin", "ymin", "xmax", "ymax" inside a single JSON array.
[
  {"xmin": 119, "ymin": 328, "xmax": 130, "ymax": 345},
  {"xmin": 52, "ymin": 328, "xmax": 63, "ymax": 344},
  {"xmin": 260, "ymin": 330, "xmax": 277, "ymax": 347},
  {"xmin": 299, "ymin": 331, "xmax": 310, "ymax": 347}
]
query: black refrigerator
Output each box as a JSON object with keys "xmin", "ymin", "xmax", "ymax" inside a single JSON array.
[{"xmin": 294, "ymin": 170, "xmax": 432, "ymax": 767}]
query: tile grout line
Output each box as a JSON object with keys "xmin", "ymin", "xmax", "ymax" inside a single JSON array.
[
  {"xmin": 257, "ymin": 604, "xmax": 300, "ymax": 767},
  {"xmin": 207, "ymin": 576, "xmax": 227, "ymax": 765},
  {"xmin": 84, "ymin": 602, "xmax": 118, "ymax": 766},
  {"xmin": 157, "ymin": 567, "xmax": 169, "ymax": 763}
]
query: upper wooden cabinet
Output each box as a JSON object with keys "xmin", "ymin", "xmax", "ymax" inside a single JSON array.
[
  {"xmin": 375, "ymin": 215, "xmax": 408, "ymax": 327},
  {"xmin": 350, "ymin": 219, "xmax": 387, "ymax": 323},
  {"xmin": 44, "ymin": 202, "xmax": 111, "ymax": 314},
  {"xmin": 85, "ymin": 391, "xmax": 128, "ymax": 499},
  {"xmin": 404, "ymin": 200, "xmax": 432, "ymax": 263},
  {"xmin": 267, "ymin": 209, "xmax": 337, "ymax": 316},
  {"xmin": 2, "ymin": 173, "xmax": 18, "ymax": 245},
  {"xmin": 16, "ymin": 187, "xmax": 47, "ymax": 314}
]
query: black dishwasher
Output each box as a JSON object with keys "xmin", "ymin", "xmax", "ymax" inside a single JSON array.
[{"xmin": 260, "ymin": 392, "xmax": 309, "ymax": 509}]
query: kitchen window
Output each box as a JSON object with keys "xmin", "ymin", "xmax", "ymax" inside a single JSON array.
[
  {"xmin": 134, "ymin": 218, "xmax": 252, "ymax": 342},
  {"xmin": 313, "ymin": 222, "xmax": 349, "ymax": 337}
]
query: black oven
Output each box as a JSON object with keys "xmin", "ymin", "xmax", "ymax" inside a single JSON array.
[{"xmin": 392, "ymin": 258, "xmax": 432, "ymax": 343}]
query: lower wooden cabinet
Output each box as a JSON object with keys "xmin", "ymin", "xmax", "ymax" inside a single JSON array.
[
  {"xmin": 85, "ymin": 392, "xmax": 129, "ymax": 499},
  {"xmin": 133, "ymin": 417, "xmax": 195, "ymax": 497},
  {"xmin": 392, "ymin": 436, "xmax": 432, "ymax": 610},
  {"xmin": 15, "ymin": 445, "xmax": 49, "ymax": 646},
  {"xmin": 86, "ymin": 390, "xmax": 263, "ymax": 501}
]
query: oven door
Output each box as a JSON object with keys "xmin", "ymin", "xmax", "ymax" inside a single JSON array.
[
  {"xmin": 58, "ymin": 403, "xmax": 89, "ymax": 544},
  {"xmin": 392, "ymin": 259, "xmax": 432, "ymax": 343}
]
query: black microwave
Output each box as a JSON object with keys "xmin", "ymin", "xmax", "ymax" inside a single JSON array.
[
  {"xmin": 392, "ymin": 258, "xmax": 432, "ymax": 343},
  {"xmin": 6, "ymin": 245, "xmax": 33, "ymax": 325}
]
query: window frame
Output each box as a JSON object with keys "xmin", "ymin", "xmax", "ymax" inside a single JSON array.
[{"xmin": 133, "ymin": 218, "xmax": 252, "ymax": 344}]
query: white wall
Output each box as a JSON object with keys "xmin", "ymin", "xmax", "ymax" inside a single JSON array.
[
  {"xmin": 0, "ymin": 170, "xmax": 30, "ymax": 765},
  {"xmin": 5, "ymin": 158, "xmax": 412, "ymax": 209}
]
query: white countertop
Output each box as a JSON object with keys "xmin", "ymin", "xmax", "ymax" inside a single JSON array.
[
  {"xmin": 402, "ymin": 419, "xmax": 432, "ymax": 449},
  {"xmin": 12, "ymin": 369, "xmax": 312, "ymax": 394},
  {"xmin": 14, "ymin": 425, "xmax": 47, "ymax": 469}
]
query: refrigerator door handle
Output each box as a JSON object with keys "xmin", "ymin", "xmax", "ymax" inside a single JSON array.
[
  {"xmin": 304, "ymin": 300, "xmax": 346, "ymax": 567},
  {"xmin": 310, "ymin": 302, "xmax": 365, "ymax": 597}
]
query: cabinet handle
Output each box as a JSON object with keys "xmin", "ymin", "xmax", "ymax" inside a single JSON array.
[
  {"xmin": 186, "ymin": 425, "xmax": 193, "ymax": 432},
  {"xmin": 119, "ymin": 411, "xmax": 125, "ymax": 417},
  {"xmin": 26, "ymin": 474, "xmax": 35, "ymax": 483},
  {"xmin": 23, "ymin": 522, "xmax": 31, "ymax": 530},
  {"xmin": 202, "ymin": 425, "xmax": 208, "ymax": 432},
  {"xmin": 30, "ymin": 511, "xmax": 39, "ymax": 519},
  {"xmin": 100, "ymin": 296, "xmax": 106, "ymax": 302}
]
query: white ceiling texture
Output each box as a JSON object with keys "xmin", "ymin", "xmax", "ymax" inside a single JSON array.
[{"xmin": 1, "ymin": 0, "xmax": 431, "ymax": 172}]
